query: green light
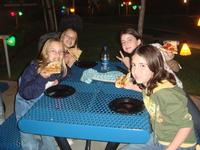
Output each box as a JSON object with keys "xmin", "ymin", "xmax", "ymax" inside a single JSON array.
[
  {"xmin": 6, "ymin": 36, "xmax": 16, "ymax": 46},
  {"xmin": 18, "ymin": 11, "xmax": 23, "ymax": 16},
  {"xmin": 61, "ymin": 5, "xmax": 66, "ymax": 10},
  {"xmin": 121, "ymin": 3, "xmax": 124, "ymax": 7},
  {"xmin": 132, "ymin": 5, "xmax": 138, "ymax": 10}
]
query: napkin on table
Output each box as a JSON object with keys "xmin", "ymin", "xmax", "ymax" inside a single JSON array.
[{"xmin": 80, "ymin": 68, "xmax": 124, "ymax": 84}]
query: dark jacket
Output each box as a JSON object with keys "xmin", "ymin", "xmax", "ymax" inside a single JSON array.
[{"xmin": 19, "ymin": 61, "xmax": 64, "ymax": 100}]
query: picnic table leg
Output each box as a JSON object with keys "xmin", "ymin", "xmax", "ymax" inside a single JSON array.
[
  {"xmin": 85, "ymin": 140, "xmax": 91, "ymax": 150},
  {"xmin": 55, "ymin": 137, "xmax": 72, "ymax": 150},
  {"xmin": 105, "ymin": 142, "xmax": 120, "ymax": 150}
]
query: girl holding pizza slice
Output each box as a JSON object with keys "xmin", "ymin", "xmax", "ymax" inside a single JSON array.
[
  {"xmin": 120, "ymin": 45, "xmax": 196, "ymax": 150},
  {"xmin": 115, "ymin": 28, "xmax": 199, "ymax": 150},
  {"xmin": 115, "ymin": 27, "xmax": 143, "ymax": 91},
  {"xmin": 38, "ymin": 28, "xmax": 82, "ymax": 68},
  {"xmin": 60, "ymin": 28, "xmax": 82, "ymax": 68},
  {"xmin": 15, "ymin": 38, "xmax": 67, "ymax": 150},
  {"xmin": 116, "ymin": 27, "xmax": 183, "ymax": 90}
]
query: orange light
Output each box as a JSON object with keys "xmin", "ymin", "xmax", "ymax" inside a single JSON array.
[
  {"xmin": 128, "ymin": 1, "xmax": 132, "ymax": 5},
  {"xmin": 70, "ymin": 8, "xmax": 75, "ymax": 13},
  {"xmin": 197, "ymin": 18, "xmax": 200, "ymax": 27},
  {"xmin": 180, "ymin": 43, "xmax": 191, "ymax": 56}
]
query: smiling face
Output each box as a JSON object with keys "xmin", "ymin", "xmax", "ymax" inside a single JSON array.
[
  {"xmin": 61, "ymin": 29, "xmax": 77, "ymax": 49},
  {"xmin": 121, "ymin": 33, "xmax": 141, "ymax": 54},
  {"xmin": 47, "ymin": 41, "xmax": 64, "ymax": 62},
  {"xmin": 131, "ymin": 54, "xmax": 154, "ymax": 86}
]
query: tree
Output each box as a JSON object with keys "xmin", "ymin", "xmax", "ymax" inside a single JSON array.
[
  {"xmin": 88, "ymin": 0, "xmax": 100, "ymax": 16},
  {"xmin": 138, "ymin": 0, "xmax": 146, "ymax": 36},
  {"xmin": 41, "ymin": 0, "xmax": 57, "ymax": 32}
]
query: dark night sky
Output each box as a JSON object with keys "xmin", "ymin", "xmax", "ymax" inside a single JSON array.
[
  {"xmin": 146, "ymin": 0, "xmax": 200, "ymax": 15},
  {"xmin": 1, "ymin": 0, "xmax": 200, "ymax": 15}
]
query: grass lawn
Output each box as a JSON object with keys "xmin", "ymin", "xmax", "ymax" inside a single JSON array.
[
  {"xmin": 79, "ymin": 23, "xmax": 200, "ymax": 95},
  {"xmin": 0, "ymin": 21, "xmax": 200, "ymax": 95},
  {"xmin": 176, "ymin": 50, "xmax": 200, "ymax": 95}
]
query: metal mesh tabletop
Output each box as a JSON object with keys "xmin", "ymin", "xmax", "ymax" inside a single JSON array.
[
  {"xmin": 19, "ymin": 80, "xmax": 150, "ymax": 144},
  {"xmin": 19, "ymin": 62, "xmax": 150, "ymax": 144}
]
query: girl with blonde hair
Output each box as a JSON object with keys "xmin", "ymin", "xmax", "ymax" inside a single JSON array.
[
  {"xmin": 60, "ymin": 28, "xmax": 82, "ymax": 68},
  {"xmin": 15, "ymin": 38, "xmax": 67, "ymax": 150}
]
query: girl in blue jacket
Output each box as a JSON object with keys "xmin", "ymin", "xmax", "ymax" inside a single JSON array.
[{"xmin": 15, "ymin": 38, "xmax": 67, "ymax": 150}]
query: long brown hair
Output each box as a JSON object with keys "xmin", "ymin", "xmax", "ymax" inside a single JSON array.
[{"xmin": 132, "ymin": 45, "xmax": 176, "ymax": 96}]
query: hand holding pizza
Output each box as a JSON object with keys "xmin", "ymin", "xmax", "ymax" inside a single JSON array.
[
  {"xmin": 64, "ymin": 47, "xmax": 82, "ymax": 68},
  {"xmin": 124, "ymin": 82, "xmax": 141, "ymax": 92},
  {"xmin": 115, "ymin": 72, "xmax": 131, "ymax": 88},
  {"xmin": 115, "ymin": 72, "xmax": 141, "ymax": 91},
  {"xmin": 40, "ymin": 61, "xmax": 62, "ymax": 78}
]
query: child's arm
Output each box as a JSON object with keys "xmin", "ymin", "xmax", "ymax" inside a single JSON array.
[
  {"xmin": 166, "ymin": 127, "xmax": 192, "ymax": 150},
  {"xmin": 124, "ymin": 82, "xmax": 141, "ymax": 92},
  {"xmin": 19, "ymin": 63, "xmax": 48, "ymax": 100},
  {"xmin": 155, "ymin": 89, "xmax": 195, "ymax": 149}
]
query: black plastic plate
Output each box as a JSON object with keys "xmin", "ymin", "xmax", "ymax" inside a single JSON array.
[
  {"xmin": 45, "ymin": 85, "xmax": 75, "ymax": 98},
  {"xmin": 109, "ymin": 97, "xmax": 144, "ymax": 114},
  {"xmin": 75, "ymin": 61, "xmax": 97, "ymax": 68}
]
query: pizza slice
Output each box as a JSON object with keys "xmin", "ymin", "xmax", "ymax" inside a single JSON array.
[
  {"xmin": 67, "ymin": 47, "xmax": 82, "ymax": 61},
  {"xmin": 161, "ymin": 40, "xmax": 179, "ymax": 54},
  {"xmin": 115, "ymin": 73, "xmax": 131, "ymax": 88},
  {"xmin": 42, "ymin": 61, "xmax": 62, "ymax": 75}
]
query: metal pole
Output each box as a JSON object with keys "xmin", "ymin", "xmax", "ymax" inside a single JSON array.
[
  {"xmin": 16, "ymin": 15, "xmax": 18, "ymax": 28},
  {"xmin": 1, "ymin": 36, "xmax": 11, "ymax": 78}
]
